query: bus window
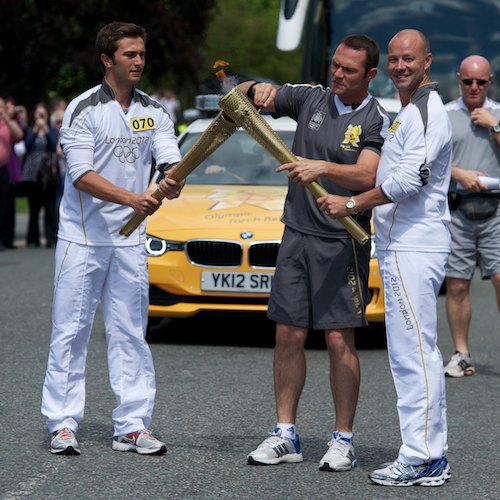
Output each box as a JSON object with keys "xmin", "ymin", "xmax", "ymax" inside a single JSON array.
[{"xmin": 278, "ymin": 0, "xmax": 500, "ymax": 102}]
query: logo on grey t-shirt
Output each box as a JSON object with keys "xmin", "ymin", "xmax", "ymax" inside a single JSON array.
[{"xmin": 308, "ymin": 110, "xmax": 325, "ymax": 130}]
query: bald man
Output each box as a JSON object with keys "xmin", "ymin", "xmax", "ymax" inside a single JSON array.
[
  {"xmin": 319, "ymin": 29, "xmax": 452, "ymax": 487},
  {"xmin": 443, "ymin": 56, "xmax": 500, "ymax": 378}
]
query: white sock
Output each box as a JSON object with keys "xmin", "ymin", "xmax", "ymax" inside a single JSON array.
[
  {"xmin": 276, "ymin": 423, "xmax": 296, "ymax": 440},
  {"xmin": 335, "ymin": 430, "xmax": 353, "ymax": 442}
]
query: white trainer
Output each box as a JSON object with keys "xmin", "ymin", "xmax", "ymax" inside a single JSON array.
[
  {"xmin": 319, "ymin": 432, "xmax": 357, "ymax": 471},
  {"xmin": 50, "ymin": 427, "xmax": 80, "ymax": 455},
  {"xmin": 112, "ymin": 429, "xmax": 167, "ymax": 455},
  {"xmin": 247, "ymin": 429, "xmax": 303, "ymax": 465},
  {"xmin": 444, "ymin": 351, "xmax": 475, "ymax": 377}
]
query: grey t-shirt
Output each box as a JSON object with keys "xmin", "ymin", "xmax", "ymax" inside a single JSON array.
[
  {"xmin": 274, "ymin": 83, "xmax": 389, "ymax": 238},
  {"xmin": 445, "ymin": 96, "xmax": 500, "ymax": 194}
]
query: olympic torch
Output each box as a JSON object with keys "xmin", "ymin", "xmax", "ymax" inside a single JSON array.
[
  {"xmin": 119, "ymin": 110, "xmax": 238, "ymax": 237},
  {"xmin": 219, "ymin": 87, "xmax": 369, "ymax": 245}
]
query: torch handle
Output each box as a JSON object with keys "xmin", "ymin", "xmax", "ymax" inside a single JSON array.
[
  {"xmin": 119, "ymin": 189, "xmax": 165, "ymax": 237},
  {"xmin": 304, "ymin": 181, "xmax": 369, "ymax": 244}
]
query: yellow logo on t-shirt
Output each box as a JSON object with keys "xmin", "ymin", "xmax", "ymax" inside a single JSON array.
[
  {"xmin": 130, "ymin": 115, "xmax": 156, "ymax": 132},
  {"xmin": 388, "ymin": 119, "xmax": 401, "ymax": 133},
  {"xmin": 341, "ymin": 124, "xmax": 362, "ymax": 152},
  {"xmin": 343, "ymin": 124, "xmax": 362, "ymax": 147}
]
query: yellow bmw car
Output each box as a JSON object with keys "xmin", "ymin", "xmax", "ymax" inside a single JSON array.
[{"xmin": 146, "ymin": 113, "xmax": 384, "ymax": 329}]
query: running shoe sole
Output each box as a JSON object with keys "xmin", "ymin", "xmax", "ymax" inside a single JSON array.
[
  {"xmin": 444, "ymin": 367, "xmax": 475, "ymax": 377},
  {"xmin": 247, "ymin": 453, "xmax": 303, "ymax": 465},
  {"xmin": 319, "ymin": 457, "xmax": 357, "ymax": 472},
  {"xmin": 112, "ymin": 441, "xmax": 167, "ymax": 455},
  {"xmin": 50, "ymin": 446, "xmax": 80, "ymax": 455}
]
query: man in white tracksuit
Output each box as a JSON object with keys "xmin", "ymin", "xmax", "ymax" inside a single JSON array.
[
  {"xmin": 318, "ymin": 29, "xmax": 452, "ymax": 487},
  {"xmin": 41, "ymin": 22, "xmax": 184, "ymax": 456}
]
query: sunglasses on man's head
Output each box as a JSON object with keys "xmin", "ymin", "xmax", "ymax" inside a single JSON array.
[{"xmin": 461, "ymin": 79, "xmax": 489, "ymax": 86}]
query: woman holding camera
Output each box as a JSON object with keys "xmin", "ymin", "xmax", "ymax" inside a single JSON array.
[{"xmin": 22, "ymin": 102, "xmax": 59, "ymax": 248}]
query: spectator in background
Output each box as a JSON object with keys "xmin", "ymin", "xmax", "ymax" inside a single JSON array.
[
  {"xmin": 22, "ymin": 102, "xmax": 59, "ymax": 248},
  {"xmin": 49, "ymin": 97, "xmax": 67, "ymax": 127},
  {"xmin": 443, "ymin": 55, "xmax": 500, "ymax": 377},
  {"xmin": 0, "ymin": 96, "xmax": 24, "ymax": 251},
  {"xmin": 51, "ymin": 108, "xmax": 66, "ymax": 207},
  {"xmin": 152, "ymin": 88, "xmax": 180, "ymax": 131},
  {"xmin": 3, "ymin": 98, "xmax": 26, "ymax": 248}
]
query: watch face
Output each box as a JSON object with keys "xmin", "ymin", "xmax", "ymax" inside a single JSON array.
[
  {"xmin": 346, "ymin": 199, "xmax": 355, "ymax": 209},
  {"xmin": 493, "ymin": 123, "xmax": 500, "ymax": 133}
]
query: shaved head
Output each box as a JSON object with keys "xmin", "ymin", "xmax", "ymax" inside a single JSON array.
[
  {"xmin": 389, "ymin": 29, "xmax": 430, "ymax": 57},
  {"xmin": 459, "ymin": 55, "xmax": 492, "ymax": 78},
  {"xmin": 387, "ymin": 29, "xmax": 432, "ymax": 104},
  {"xmin": 457, "ymin": 55, "xmax": 493, "ymax": 110}
]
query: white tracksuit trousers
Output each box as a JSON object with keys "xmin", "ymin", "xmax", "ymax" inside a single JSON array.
[
  {"xmin": 41, "ymin": 241, "xmax": 156, "ymax": 436},
  {"xmin": 378, "ymin": 250, "xmax": 448, "ymax": 465}
]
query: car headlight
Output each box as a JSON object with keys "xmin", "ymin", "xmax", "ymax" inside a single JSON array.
[
  {"xmin": 145, "ymin": 235, "xmax": 184, "ymax": 257},
  {"xmin": 370, "ymin": 235, "xmax": 377, "ymax": 259}
]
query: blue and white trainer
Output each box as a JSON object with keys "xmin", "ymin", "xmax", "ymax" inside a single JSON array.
[
  {"xmin": 369, "ymin": 456, "xmax": 451, "ymax": 487},
  {"xmin": 247, "ymin": 428, "xmax": 303, "ymax": 465},
  {"xmin": 319, "ymin": 432, "xmax": 357, "ymax": 471}
]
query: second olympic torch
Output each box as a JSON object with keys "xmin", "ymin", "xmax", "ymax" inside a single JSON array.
[{"xmin": 219, "ymin": 87, "xmax": 369, "ymax": 245}]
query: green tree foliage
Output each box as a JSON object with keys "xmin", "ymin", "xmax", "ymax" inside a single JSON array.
[
  {"xmin": 200, "ymin": 0, "xmax": 301, "ymax": 88},
  {"xmin": 0, "ymin": 0, "xmax": 303, "ymax": 111},
  {"xmin": 0, "ymin": 0, "xmax": 216, "ymax": 108}
]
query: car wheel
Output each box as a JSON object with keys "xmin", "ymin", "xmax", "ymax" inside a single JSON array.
[
  {"xmin": 355, "ymin": 323, "xmax": 387, "ymax": 349},
  {"xmin": 146, "ymin": 317, "xmax": 163, "ymax": 341}
]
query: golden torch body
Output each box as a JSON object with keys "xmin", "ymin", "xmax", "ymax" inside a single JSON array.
[{"xmin": 219, "ymin": 87, "xmax": 369, "ymax": 245}]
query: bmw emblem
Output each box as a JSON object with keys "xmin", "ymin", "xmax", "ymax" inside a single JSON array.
[{"xmin": 240, "ymin": 231, "xmax": 253, "ymax": 240}]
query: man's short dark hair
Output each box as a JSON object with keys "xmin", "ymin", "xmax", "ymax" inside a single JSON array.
[
  {"xmin": 96, "ymin": 22, "xmax": 146, "ymax": 64},
  {"xmin": 340, "ymin": 34, "xmax": 380, "ymax": 73}
]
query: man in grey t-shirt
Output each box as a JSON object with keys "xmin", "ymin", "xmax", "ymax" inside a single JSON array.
[
  {"xmin": 443, "ymin": 55, "xmax": 500, "ymax": 378},
  {"xmin": 239, "ymin": 34, "xmax": 390, "ymax": 471}
]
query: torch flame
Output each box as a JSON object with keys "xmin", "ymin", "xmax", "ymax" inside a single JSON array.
[
  {"xmin": 213, "ymin": 59, "xmax": 230, "ymax": 69},
  {"xmin": 214, "ymin": 59, "xmax": 230, "ymax": 83},
  {"xmin": 214, "ymin": 59, "xmax": 231, "ymax": 93},
  {"xmin": 215, "ymin": 69, "xmax": 227, "ymax": 80}
]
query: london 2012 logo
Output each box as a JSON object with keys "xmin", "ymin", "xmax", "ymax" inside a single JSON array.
[{"xmin": 113, "ymin": 145, "xmax": 139, "ymax": 164}]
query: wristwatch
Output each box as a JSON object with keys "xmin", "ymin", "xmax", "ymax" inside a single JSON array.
[
  {"xmin": 491, "ymin": 122, "xmax": 500, "ymax": 134},
  {"xmin": 345, "ymin": 197, "xmax": 358, "ymax": 215}
]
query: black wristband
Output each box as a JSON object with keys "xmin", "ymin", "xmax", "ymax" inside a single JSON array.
[{"xmin": 246, "ymin": 81, "xmax": 260, "ymax": 101}]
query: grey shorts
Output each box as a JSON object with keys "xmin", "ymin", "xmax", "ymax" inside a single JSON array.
[
  {"xmin": 267, "ymin": 226, "xmax": 370, "ymax": 330},
  {"xmin": 446, "ymin": 205, "xmax": 500, "ymax": 279}
]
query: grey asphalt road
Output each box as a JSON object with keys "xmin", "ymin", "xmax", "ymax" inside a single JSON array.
[{"xmin": 0, "ymin": 217, "xmax": 499, "ymax": 500}]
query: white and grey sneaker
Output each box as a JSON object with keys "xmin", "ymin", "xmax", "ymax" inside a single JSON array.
[
  {"xmin": 112, "ymin": 429, "xmax": 167, "ymax": 455},
  {"xmin": 319, "ymin": 431, "xmax": 357, "ymax": 471},
  {"xmin": 247, "ymin": 428, "xmax": 303, "ymax": 465},
  {"xmin": 444, "ymin": 351, "xmax": 475, "ymax": 377},
  {"xmin": 50, "ymin": 427, "xmax": 80, "ymax": 455}
]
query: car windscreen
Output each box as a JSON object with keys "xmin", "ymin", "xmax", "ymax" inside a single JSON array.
[{"xmin": 178, "ymin": 129, "xmax": 296, "ymax": 186}]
